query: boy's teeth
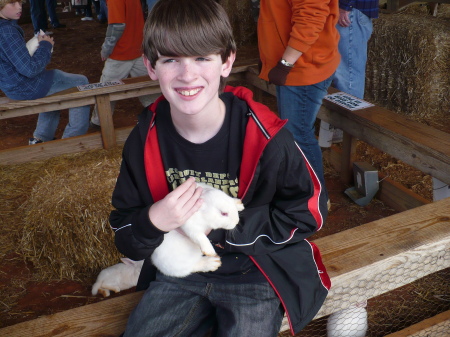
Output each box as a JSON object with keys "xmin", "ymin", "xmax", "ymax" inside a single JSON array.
[{"xmin": 179, "ymin": 89, "xmax": 200, "ymax": 96}]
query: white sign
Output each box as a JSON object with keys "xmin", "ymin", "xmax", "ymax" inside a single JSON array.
[
  {"xmin": 77, "ymin": 80, "xmax": 124, "ymax": 91},
  {"xmin": 324, "ymin": 92, "xmax": 374, "ymax": 111}
]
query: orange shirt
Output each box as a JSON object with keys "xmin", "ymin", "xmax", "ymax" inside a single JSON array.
[
  {"xmin": 258, "ymin": 0, "xmax": 341, "ymax": 86},
  {"xmin": 107, "ymin": 0, "xmax": 144, "ymax": 61}
]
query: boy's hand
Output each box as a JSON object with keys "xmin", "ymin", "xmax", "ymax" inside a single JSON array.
[
  {"xmin": 149, "ymin": 178, "xmax": 203, "ymax": 232},
  {"xmin": 38, "ymin": 34, "xmax": 55, "ymax": 46}
]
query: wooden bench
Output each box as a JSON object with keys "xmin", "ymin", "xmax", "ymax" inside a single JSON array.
[{"xmin": 1, "ymin": 197, "xmax": 448, "ymax": 336}]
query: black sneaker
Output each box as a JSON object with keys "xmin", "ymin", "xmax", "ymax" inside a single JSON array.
[
  {"xmin": 29, "ymin": 137, "xmax": 43, "ymax": 145},
  {"xmin": 52, "ymin": 23, "xmax": 66, "ymax": 29}
]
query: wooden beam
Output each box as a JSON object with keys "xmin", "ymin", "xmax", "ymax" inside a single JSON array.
[
  {"xmin": 0, "ymin": 127, "xmax": 133, "ymax": 165},
  {"xmin": 1, "ymin": 199, "xmax": 448, "ymax": 336},
  {"xmin": 0, "ymin": 291, "xmax": 143, "ymax": 337},
  {"xmin": 383, "ymin": 310, "xmax": 450, "ymax": 337},
  {"xmin": 95, "ymin": 94, "xmax": 116, "ymax": 149},
  {"xmin": 318, "ymin": 95, "xmax": 450, "ymax": 185}
]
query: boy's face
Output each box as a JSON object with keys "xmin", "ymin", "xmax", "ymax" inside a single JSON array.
[
  {"xmin": 0, "ymin": 1, "xmax": 22, "ymax": 20},
  {"xmin": 143, "ymin": 52, "xmax": 235, "ymax": 118}
]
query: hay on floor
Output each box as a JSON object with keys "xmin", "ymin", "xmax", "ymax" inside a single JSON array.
[
  {"xmin": 366, "ymin": 4, "xmax": 450, "ymax": 128},
  {"xmin": 15, "ymin": 147, "xmax": 124, "ymax": 281}
]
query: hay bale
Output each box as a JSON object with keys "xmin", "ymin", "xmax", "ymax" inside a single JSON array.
[
  {"xmin": 18, "ymin": 147, "xmax": 124, "ymax": 281},
  {"xmin": 366, "ymin": 4, "xmax": 450, "ymax": 129}
]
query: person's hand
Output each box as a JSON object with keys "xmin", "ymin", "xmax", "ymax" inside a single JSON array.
[
  {"xmin": 268, "ymin": 60, "xmax": 293, "ymax": 86},
  {"xmin": 149, "ymin": 178, "xmax": 203, "ymax": 232},
  {"xmin": 338, "ymin": 9, "xmax": 351, "ymax": 27},
  {"xmin": 38, "ymin": 34, "xmax": 55, "ymax": 46}
]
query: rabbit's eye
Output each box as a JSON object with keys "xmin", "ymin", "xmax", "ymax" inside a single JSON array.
[{"xmin": 221, "ymin": 212, "xmax": 228, "ymax": 217}]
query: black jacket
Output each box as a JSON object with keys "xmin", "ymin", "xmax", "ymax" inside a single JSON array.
[{"xmin": 110, "ymin": 86, "xmax": 331, "ymax": 334}]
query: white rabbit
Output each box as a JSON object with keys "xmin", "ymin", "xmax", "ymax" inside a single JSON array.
[
  {"xmin": 91, "ymin": 258, "xmax": 144, "ymax": 297},
  {"xmin": 26, "ymin": 30, "xmax": 53, "ymax": 56},
  {"xmin": 151, "ymin": 182, "xmax": 244, "ymax": 278},
  {"xmin": 327, "ymin": 301, "xmax": 368, "ymax": 337}
]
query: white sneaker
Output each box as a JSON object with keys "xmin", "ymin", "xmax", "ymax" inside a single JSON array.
[{"xmin": 81, "ymin": 16, "xmax": 94, "ymax": 21}]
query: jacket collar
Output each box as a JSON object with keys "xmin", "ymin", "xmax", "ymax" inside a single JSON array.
[{"xmin": 143, "ymin": 86, "xmax": 286, "ymax": 201}]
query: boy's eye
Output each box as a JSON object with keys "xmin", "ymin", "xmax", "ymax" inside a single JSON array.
[
  {"xmin": 162, "ymin": 58, "xmax": 176, "ymax": 63},
  {"xmin": 196, "ymin": 57, "xmax": 209, "ymax": 62}
]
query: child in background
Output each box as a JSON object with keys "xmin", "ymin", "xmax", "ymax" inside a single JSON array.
[
  {"xmin": 0, "ymin": 0, "xmax": 91, "ymax": 144},
  {"xmin": 110, "ymin": 0, "xmax": 330, "ymax": 336}
]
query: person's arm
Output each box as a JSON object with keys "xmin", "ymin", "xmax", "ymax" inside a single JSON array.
[
  {"xmin": 100, "ymin": 23, "xmax": 125, "ymax": 61},
  {"xmin": 268, "ymin": 0, "xmax": 332, "ymax": 85},
  {"xmin": 110, "ymin": 127, "xmax": 203, "ymax": 261},
  {"xmin": 2, "ymin": 27, "xmax": 52, "ymax": 78},
  {"xmin": 225, "ymin": 129, "xmax": 328, "ymax": 255}
]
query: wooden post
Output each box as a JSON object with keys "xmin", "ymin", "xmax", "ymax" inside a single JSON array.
[
  {"xmin": 340, "ymin": 131, "xmax": 357, "ymax": 185},
  {"xmin": 95, "ymin": 94, "xmax": 116, "ymax": 149}
]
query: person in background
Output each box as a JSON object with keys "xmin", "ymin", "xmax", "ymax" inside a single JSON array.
[
  {"xmin": 257, "ymin": 0, "xmax": 340, "ymax": 187},
  {"xmin": 90, "ymin": 0, "xmax": 155, "ymax": 127},
  {"xmin": 110, "ymin": 1, "xmax": 330, "ymax": 336},
  {"xmin": 80, "ymin": 0, "xmax": 100, "ymax": 21},
  {"xmin": 29, "ymin": 0, "xmax": 66, "ymax": 35},
  {"xmin": 320, "ymin": 0, "xmax": 379, "ymax": 144},
  {"xmin": 0, "ymin": 0, "xmax": 90, "ymax": 144}
]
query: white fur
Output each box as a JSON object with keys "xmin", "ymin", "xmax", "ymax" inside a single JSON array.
[
  {"xmin": 151, "ymin": 183, "xmax": 244, "ymax": 278},
  {"xmin": 91, "ymin": 258, "xmax": 144, "ymax": 297},
  {"xmin": 26, "ymin": 30, "xmax": 53, "ymax": 56},
  {"xmin": 327, "ymin": 301, "xmax": 368, "ymax": 337}
]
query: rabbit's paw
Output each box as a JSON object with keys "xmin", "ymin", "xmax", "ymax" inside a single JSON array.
[
  {"xmin": 204, "ymin": 255, "xmax": 222, "ymax": 272},
  {"xmin": 193, "ymin": 255, "xmax": 222, "ymax": 273},
  {"xmin": 201, "ymin": 246, "xmax": 218, "ymax": 257}
]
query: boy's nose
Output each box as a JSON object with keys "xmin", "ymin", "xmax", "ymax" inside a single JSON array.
[{"xmin": 178, "ymin": 61, "xmax": 197, "ymax": 81}]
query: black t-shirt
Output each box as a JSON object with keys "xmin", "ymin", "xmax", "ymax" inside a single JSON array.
[{"xmin": 156, "ymin": 92, "xmax": 266, "ymax": 283}]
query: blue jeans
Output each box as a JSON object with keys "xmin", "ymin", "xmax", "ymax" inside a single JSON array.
[
  {"xmin": 98, "ymin": 0, "xmax": 108, "ymax": 22},
  {"xmin": 146, "ymin": 0, "xmax": 159, "ymax": 14},
  {"xmin": 332, "ymin": 9, "xmax": 373, "ymax": 99},
  {"xmin": 34, "ymin": 70, "xmax": 90, "ymax": 141},
  {"xmin": 84, "ymin": 0, "xmax": 100, "ymax": 17},
  {"xmin": 276, "ymin": 75, "xmax": 333, "ymax": 185},
  {"xmin": 123, "ymin": 273, "xmax": 283, "ymax": 337},
  {"xmin": 30, "ymin": 0, "xmax": 60, "ymax": 33}
]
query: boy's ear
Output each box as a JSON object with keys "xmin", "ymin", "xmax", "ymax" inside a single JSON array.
[
  {"xmin": 142, "ymin": 55, "xmax": 158, "ymax": 81},
  {"xmin": 221, "ymin": 52, "xmax": 236, "ymax": 78}
]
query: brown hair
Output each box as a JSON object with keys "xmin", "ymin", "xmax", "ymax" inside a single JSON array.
[
  {"xmin": 142, "ymin": 0, "xmax": 236, "ymax": 90},
  {"xmin": 0, "ymin": 0, "xmax": 24, "ymax": 10}
]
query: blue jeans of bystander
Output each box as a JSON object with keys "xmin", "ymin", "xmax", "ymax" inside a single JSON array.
[
  {"xmin": 34, "ymin": 70, "xmax": 90, "ymax": 141},
  {"xmin": 30, "ymin": 0, "xmax": 61, "ymax": 33},
  {"xmin": 332, "ymin": 8, "xmax": 373, "ymax": 99},
  {"xmin": 276, "ymin": 75, "xmax": 333, "ymax": 185},
  {"xmin": 123, "ymin": 272, "xmax": 284, "ymax": 337}
]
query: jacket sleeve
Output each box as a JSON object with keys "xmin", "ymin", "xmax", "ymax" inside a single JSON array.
[
  {"xmin": 109, "ymin": 126, "xmax": 165, "ymax": 261},
  {"xmin": 289, "ymin": 0, "xmax": 332, "ymax": 54},
  {"xmin": 1, "ymin": 27, "xmax": 52, "ymax": 78},
  {"xmin": 225, "ymin": 128, "xmax": 328, "ymax": 255}
]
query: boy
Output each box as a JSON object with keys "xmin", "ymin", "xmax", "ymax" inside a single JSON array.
[
  {"xmin": 0, "ymin": 0, "xmax": 90, "ymax": 144},
  {"xmin": 110, "ymin": 0, "xmax": 330, "ymax": 336}
]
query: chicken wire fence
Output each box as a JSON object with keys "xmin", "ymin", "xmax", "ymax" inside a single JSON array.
[{"xmin": 278, "ymin": 251, "xmax": 449, "ymax": 337}]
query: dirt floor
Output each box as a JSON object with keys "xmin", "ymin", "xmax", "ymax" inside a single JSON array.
[{"xmin": 0, "ymin": 7, "xmax": 448, "ymax": 337}]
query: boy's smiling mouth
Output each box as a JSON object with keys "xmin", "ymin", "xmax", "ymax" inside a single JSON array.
[{"xmin": 177, "ymin": 88, "xmax": 202, "ymax": 97}]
